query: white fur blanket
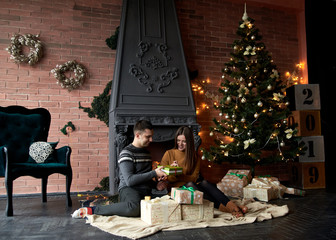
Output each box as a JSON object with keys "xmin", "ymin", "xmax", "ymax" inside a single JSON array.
[{"xmin": 85, "ymin": 199, "xmax": 288, "ymax": 239}]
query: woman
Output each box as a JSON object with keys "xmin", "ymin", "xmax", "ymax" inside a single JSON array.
[{"xmin": 160, "ymin": 126, "xmax": 247, "ymax": 217}]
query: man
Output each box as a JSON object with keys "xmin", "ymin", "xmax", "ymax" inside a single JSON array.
[{"xmin": 72, "ymin": 120, "xmax": 167, "ymax": 218}]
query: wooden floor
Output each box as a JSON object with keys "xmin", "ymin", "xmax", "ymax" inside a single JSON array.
[{"xmin": 0, "ymin": 189, "xmax": 335, "ymax": 240}]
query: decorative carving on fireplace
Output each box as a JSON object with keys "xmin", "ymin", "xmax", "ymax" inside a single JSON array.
[
  {"xmin": 129, "ymin": 64, "xmax": 178, "ymax": 93},
  {"xmin": 136, "ymin": 42, "xmax": 171, "ymax": 68},
  {"xmin": 129, "ymin": 40, "xmax": 178, "ymax": 93}
]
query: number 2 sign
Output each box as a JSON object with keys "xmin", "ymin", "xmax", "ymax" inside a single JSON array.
[{"xmin": 286, "ymin": 84, "xmax": 321, "ymax": 111}]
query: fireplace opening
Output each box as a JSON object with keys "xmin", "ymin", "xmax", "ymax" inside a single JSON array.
[{"xmin": 147, "ymin": 140, "xmax": 175, "ymax": 165}]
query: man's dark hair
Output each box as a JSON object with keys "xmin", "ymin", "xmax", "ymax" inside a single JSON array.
[{"xmin": 133, "ymin": 119, "xmax": 153, "ymax": 133}]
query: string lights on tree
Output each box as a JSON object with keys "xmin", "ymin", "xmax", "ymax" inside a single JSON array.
[
  {"xmin": 200, "ymin": 5, "xmax": 306, "ymax": 175},
  {"xmin": 286, "ymin": 63, "xmax": 305, "ymax": 87}
]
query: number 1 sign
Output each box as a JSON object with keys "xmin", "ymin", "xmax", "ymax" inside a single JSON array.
[{"xmin": 299, "ymin": 136, "xmax": 325, "ymax": 163}]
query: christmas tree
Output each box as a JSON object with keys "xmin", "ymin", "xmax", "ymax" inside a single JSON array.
[{"xmin": 201, "ymin": 6, "xmax": 306, "ymax": 175}]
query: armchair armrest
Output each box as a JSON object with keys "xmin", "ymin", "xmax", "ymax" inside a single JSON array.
[
  {"xmin": 54, "ymin": 146, "xmax": 72, "ymax": 166},
  {"xmin": 0, "ymin": 146, "xmax": 8, "ymax": 177}
]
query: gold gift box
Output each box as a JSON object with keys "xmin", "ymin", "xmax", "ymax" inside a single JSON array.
[
  {"xmin": 181, "ymin": 199, "xmax": 214, "ymax": 221},
  {"xmin": 140, "ymin": 196, "xmax": 181, "ymax": 225},
  {"xmin": 243, "ymin": 184, "xmax": 279, "ymax": 202}
]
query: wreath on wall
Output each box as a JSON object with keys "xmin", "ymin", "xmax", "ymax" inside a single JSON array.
[
  {"xmin": 60, "ymin": 121, "xmax": 76, "ymax": 135},
  {"xmin": 51, "ymin": 60, "xmax": 87, "ymax": 92},
  {"xmin": 6, "ymin": 33, "xmax": 43, "ymax": 65}
]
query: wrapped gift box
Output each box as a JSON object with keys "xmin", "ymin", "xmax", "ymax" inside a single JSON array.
[
  {"xmin": 285, "ymin": 187, "xmax": 306, "ymax": 196},
  {"xmin": 243, "ymin": 184, "xmax": 279, "ymax": 202},
  {"xmin": 171, "ymin": 187, "xmax": 203, "ymax": 205},
  {"xmin": 158, "ymin": 165, "xmax": 183, "ymax": 175},
  {"xmin": 140, "ymin": 196, "xmax": 181, "ymax": 225},
  {"xmin": 217, "ymin": 169, "xmax": 251, "ymax": 198},
  {"xmin": 251, "ymin": 177, "xmax": 286, "ymax": 198},
  {"xmin": 251, "ymin": 176, "xmax": 280, "ymax": 187},
  {"xmin": 181, "ymin": 199, "xmax": 214, "ymax": 221}
]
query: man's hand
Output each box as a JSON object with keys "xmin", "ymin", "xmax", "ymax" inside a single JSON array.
[
  {"xmin": 155, "ymin": 166, "xmax": 167, "ymax": 181},
  {"xmin": 156, "ymin": 181, "xmax": 168, "ymax": 191}
]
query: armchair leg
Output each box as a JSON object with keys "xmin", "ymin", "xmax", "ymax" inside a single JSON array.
[
  {"xmin": 42, "ymin": 177, "xmax": 48, "ymax": 203},
  {"xmin": 66, "ymin": 173, "xmax": 72, "ymax": 207},
  {"xmin": 5, "ymin": 179, "xmax": 13, "ymax": 217}
]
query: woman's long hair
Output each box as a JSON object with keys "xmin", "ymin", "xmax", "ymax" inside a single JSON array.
[{"xmin": 174, "ymin": 126, "xmax": 196, "ymax": 175}]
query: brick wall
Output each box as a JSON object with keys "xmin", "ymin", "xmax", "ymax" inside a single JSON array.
[
  {"xmin": 0, "ymin": 0, "xmax": 122, "ymax": 195},
  {"xmin": 0, "ymin": 0, "xmax": 304, "ymax": 195}
]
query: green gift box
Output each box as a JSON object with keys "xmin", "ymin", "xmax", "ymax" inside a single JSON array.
[{"xmin": 158, "ymin": 165, "xmax": 183, "ymax": 175}]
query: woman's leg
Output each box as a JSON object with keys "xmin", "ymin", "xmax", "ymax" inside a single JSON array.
[
  {"xmin": 189, "ymin": 180, "xmax": 248, "ymax": 217},
  {"xmin": 183, "ymin": 181, "xmax": 222, "ymax": 208},
  {"xmin": 197, "ymin": 180, "xmax": 230, "ymax": 208}
]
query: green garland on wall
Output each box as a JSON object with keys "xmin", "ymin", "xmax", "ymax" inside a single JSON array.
[
  {"xmin": 105, "ymin": 26, "xmax": 119, "ymax": 50},
  {"xmin": 79, "ymin": 80, "xmax": 112, "ymax": 126}
]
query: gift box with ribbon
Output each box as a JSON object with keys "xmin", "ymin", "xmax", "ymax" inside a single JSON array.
[
  {"xmin": 181, "ymin": 199, "xmax": 214, "ymax": 220},
  {"xmin": 285, "ymin": 187, "xmax": 306, "ymax": 196},
  {"xmin": 243, "ymin": 184, "xmax": 279, "ymax": 202},
  {"xmin": 158, "ymin": 165, "xmax": 183, "ymax": 175},
  {"xmin": 140, "ymin": 195, "xmax": 182, "ymax": 225},
  {"xmin": 251, "ymin": 176, "xmax": 286, "ymax": 198},
  {"xmin": 217, "ymin": 169, "xmax": 251, "ymax": 198},
  {"xmin": 243, "ymin": 176, "xmax": 286, "ymax": 201},
  {"xmin": 171, "ymin": 186, "xmax": 203, "ymax": 205}
]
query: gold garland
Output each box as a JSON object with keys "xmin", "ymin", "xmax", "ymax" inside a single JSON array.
[
  {"xmin": 6, "ymin": 33, "xmax": 43, "ymax": 65},
  {"xmin": 51, "ymin": 60, "xmax": 87, "ymax": 92}
]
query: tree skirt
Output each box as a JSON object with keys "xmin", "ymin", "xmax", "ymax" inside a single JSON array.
[{"xmin": 85, "ymin": 199, "xmax": 288, "ymax": 239}]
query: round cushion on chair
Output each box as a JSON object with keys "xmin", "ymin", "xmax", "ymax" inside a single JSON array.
[{"xmin": 29, "ymin": 141, "xmax": 58, "ymax": 163}]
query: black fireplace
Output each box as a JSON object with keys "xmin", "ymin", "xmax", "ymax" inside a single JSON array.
[{"xmin": 109, "ymin": 0, "xmax": 200, "ymax": 194}]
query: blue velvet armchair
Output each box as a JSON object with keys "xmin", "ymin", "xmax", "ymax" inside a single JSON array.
[{"xmin": 0, "ymin": 106, "xmax": 72, "ymax": 216}]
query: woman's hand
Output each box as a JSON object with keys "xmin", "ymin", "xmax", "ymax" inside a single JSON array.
[{"xmin": 170, "ymin": 161, "xmax": 179, "ymax": 167}]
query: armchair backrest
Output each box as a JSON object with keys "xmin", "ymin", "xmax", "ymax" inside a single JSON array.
[{"xmin": 0, "ymin": 106, "xmax": 51, "ymax": 163}]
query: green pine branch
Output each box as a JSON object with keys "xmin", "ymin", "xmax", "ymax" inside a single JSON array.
[{"xmin": 79, "ymin": 80, "xmax": 112, "ymax": 127}]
